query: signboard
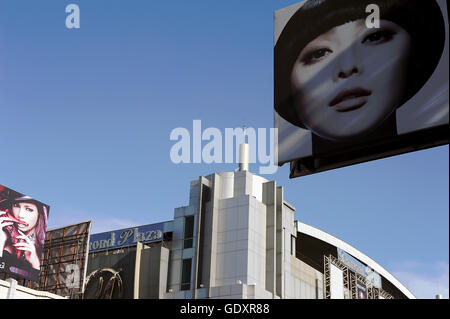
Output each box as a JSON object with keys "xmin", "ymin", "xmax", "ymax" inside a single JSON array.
[
  {"xmin": 38, "ymin": 221, "xmax": 91, "ymax": 297},
  {"xmin": 83, "ymin": 268, "xmax": 123, "ymax": 299},
  {"xmin": 365, "ymin": 267, "xmax": 382, "ymax": 289},
  {"xmin": 89, "ymin": 223, "xmax": 164, "ymax": 253},
  {"xmin": 274, "ymin": 0, "xmax": 449, "ymax": 177},
  {"xmin": 357, "ymin": 280, "xmax": 367, "ymax": 299},
  {"xmin": 0, "ymin": 184, "xmax": 50, "ymax": 282},
  {"xmin": 330, "ymin": 263, "xmax": 345, "ymax": 299},
  {"xmin": 338, "ymin": 248, "xmax": 382, "ymax": 289}
]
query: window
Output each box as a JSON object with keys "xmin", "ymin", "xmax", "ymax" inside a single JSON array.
[
  {"xmin": 291, "ymin": 235, "xmax": 296, "ymax": 255},
  {"xmin": 184, "ymin": 215, "xmax": 194, "ymax": 249},
  {"xmin": 181, "ymin": 258, "xmax": 192, "ymax": 291}
]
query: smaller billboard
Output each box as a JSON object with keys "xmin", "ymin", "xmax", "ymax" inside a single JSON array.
[
  {"xmin": 38, "ymin": 221, "xmax": 91, "ymax": 297},
  {"xmin": 365, "ymin": 267, "xmax": 382, "ymax": 289},
  {"xmin": 338, "ymin": 248, "xmax": 382, "ymax": 289},
  {"xmin": 83, "ymin": 268, "xmax": 124, "ymax": 299},
  {"xmin": 89, "ymin": 223, "xmax": 164, "ymax": 253},
  {"xmin": 330, "ymin": 263, "xmax": 345, "ymax": 299},
  {"xmin": 357, "ymin": 280, "xmax": 367, "ymax": 299},
  {"xmin": 0, "ymin": 184, "xmax": 50, "ymax": 282}
]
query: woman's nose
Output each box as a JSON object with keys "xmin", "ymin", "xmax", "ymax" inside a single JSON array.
[
  {"xmin": 334, "ymin": 46, "xmax": 361, "ymax": 80},
  {"xmin": 338, "ymin": 67, "xmax": 359, "ymax": 79},
  {"xmin": 17, "ymin": 207, "xmax": 25, "ymax": 218}
]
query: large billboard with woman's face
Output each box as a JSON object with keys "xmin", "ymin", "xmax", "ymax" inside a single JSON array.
[
  {"xmin": 0, "ymin": 184, "xmax": 50, "ymax": 281},
  {"xmin": 274, "ymin": 0, "xmax": 449, "ymax": 177}
]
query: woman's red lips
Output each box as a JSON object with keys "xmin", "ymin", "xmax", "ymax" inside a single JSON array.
[
  {"xmin": 5, "ymin": 212, "xmax": 28, "ymax": 226},
  {"xmin": 17, "ymin": 221, "xmax": 29, "ymax": 227},
  {"xmin": 329, "ymin": 87, "xmax": 372, "ymax": 112}
]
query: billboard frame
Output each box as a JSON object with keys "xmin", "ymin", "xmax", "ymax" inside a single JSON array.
[
  {"xmin": 289, "ymin": 124, "xmax": 449, "ymax": 178},
  {"xmin": 273, "ymin": 0, "xmax": 449, "ymax": 178},
  {"xmin": 0, "ymin": 184, "xmax": 50, "ymax": 283},
  {"xmin": 36, "ymin": 220, "xmax": 92, "ymax": 298}
]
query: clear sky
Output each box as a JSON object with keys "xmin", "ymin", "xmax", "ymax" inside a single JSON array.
[{"xmin": 0, "ymin": 0, "xmax": 448, "ymax": 299}]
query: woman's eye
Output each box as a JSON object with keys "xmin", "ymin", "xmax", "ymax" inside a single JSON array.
[
  {"xmin": 301, "ymin": 48, "xmax": 332, "ymax": 65},
  {"xmin": 362, "ymin": 30, "xmax": 395, "ymax": 44},
  {"xmin": 26, "ymin": 207, "xmax": 34, "ymax": 213}
]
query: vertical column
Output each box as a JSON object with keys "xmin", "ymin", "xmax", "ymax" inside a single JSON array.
[
  {"xmin": 134, "ymin": 241, "xmax": 143, "ymax": 299},
  {"xmin": 263, "ymin": 181, "xmax": 276, "ymax": 297},
  {"xmin": 6, "ymin": 278, "xmax": 18, "ymax": 299},
  {"xmin": 275, "ymin": 186, "xmax": 284, "ymax": 298},
  {"xmin": 207, "ymin": 174, "xmax": 220, "ymax": 297},
  {"xmin": 193, "ymin": 176, "xmax": 209, "ymax": 299}
]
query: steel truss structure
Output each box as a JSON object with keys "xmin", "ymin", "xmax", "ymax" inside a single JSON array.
[
  {"xmin": 324, "ymin": 254, "xmax": 349, "ymax": 299},
  {"xmin": 34, "ymin": 221, "xmax": 91, "ymax": 298},
  {"xmin": 324, "ymin": 254, "xmax": 393, "ymax": 299}
]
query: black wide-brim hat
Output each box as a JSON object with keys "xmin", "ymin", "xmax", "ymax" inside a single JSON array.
[
  {"xmin": 0, "ymin": 195, "xmax": 49, "ymax": 219},
  {"xmin": 274, "ymin": 0, "xmax": 446, "ymax": 128}
]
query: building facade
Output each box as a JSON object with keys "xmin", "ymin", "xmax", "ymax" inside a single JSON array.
[
  {"xmin": 83, "ymin": 168, "xmax": 414, "ymax": 299},
  {"xmin": 0, "ymin": 278, "xmax": 66, "ymax": 299}
]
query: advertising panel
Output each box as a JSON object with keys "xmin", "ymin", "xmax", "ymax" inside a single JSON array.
[
  {"xmin": 83, "ymin": 268, "xmax": 124, "ymax": 299},
  {"xmin": 357, "ymin": 280, "xmax": 368, "ymax": 299},
  {"xmin": 338, "ymin": 248, "xmax": 382, "ymax": 289},
  {"xmin": 274, "ymin": 0, "xmax": 449, "ymax": 177},
  {"xmin": 0, "ymin": 184, "xmax": 50, "ymax": 282},
  {"xmin": 38, "ymin": 221, "xmax": 91, "ymax": 297},
  {"xmin": 89, "ymin": 223, "xmax": 164, "ymax": 253},
  {"xmin": 366, "ymin": 267, "xmax": 382, "ymax": 289},
  {"xmin": 330, "ymin": 263, "xmax": 345, "ymax": 299}
]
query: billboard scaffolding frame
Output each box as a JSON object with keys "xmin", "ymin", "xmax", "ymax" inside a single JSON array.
[
  {"xmin": 324, "ymin": 255, "xmax": 350, "ymax": 299},
  {"xmin": 35, "ymin": 221, "xmax": 91, "ymax": 298},
  {"xmin": 324, "ymin": 254, "xmax": 393, "ymax": 299}
]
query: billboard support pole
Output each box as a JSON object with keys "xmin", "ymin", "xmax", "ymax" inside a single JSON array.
[
  {"xmin": 134, "ymin": 241, "xmax": 143, "ymax": 299},
  {"xmin": 6, "ymin": 278, "xmax": 17, "ymax": 299}
]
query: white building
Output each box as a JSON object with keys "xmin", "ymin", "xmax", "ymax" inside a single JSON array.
[
  {"xmin": 79, "ymin": 146, "xmax": 416, "ymax": 299},
  {"xmin": 162, "ymin": 167, "xmax": 414, "ymax": 299},
  {"xmin": 0, "ymin": 278, "xmax": 66, "ymax": 299}
]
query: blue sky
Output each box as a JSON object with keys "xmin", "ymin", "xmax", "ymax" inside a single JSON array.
[{"xmin": 0, "ymin": 0, "xmax": 448, "ymax": 298}]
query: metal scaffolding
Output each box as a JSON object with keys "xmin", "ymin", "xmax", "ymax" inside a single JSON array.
[
  {"xmin": 35, "ymin": 221, "xmax": 91, "ymax": 298},
  {"xmin": 324, "ymin": 255, "xmax": 349, "ymax": 299},
  {"xmin": 324, "ymin": 254, "xmax": 394, "ymax": 299}
]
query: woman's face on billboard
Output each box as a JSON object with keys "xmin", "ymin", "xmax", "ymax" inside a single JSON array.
[
  {"xmin": 12, "ymin": 202, "xmax": 39, "ymax": 233},
  {"xmin": 290, "ymin": 19, "xmax": 412, "ymax": 141}
]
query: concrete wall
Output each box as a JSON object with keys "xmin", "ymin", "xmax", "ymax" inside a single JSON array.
[
  {"xmin": 0, "ymin": 278, "xmax": 66, "ymax": 299},
  {"xmin": 166, "ymin": 283, "xmax": 275, "ymax": 299},
  {"xmin": 135, "ymin": 244, "xmax": 170, "ymax": 299},
  {"xmin": 284, "ymin": 256, "xmax": 324, "ymax": 299}
]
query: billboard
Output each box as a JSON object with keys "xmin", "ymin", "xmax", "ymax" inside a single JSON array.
[
  {"xmin": 357, "ymin": 280, "xmax": 367, "ymax": 299},
  {"xmin": 274, "ymin": 0, "xmax": 449, "ymax": 177},
  {"xmin": 83, "ymin": 268, "xmax": 124, "ymax": 299},
  {"xmin": 89, "ymin": 223, "xmax": 164, "ymax": 253},
  {"xmin": 330, "ymin": 263, "xmax": 345, "ymax": 299},
  {"xmin": 338, "ymin": 248, "xmax": 382, "ymax": 289},
  {"xmin": 0, "ymin": 184, "xmax": 50, "ymax": 281},
  {"xmin": 37, "ymin": 221, "xmax": 91, "ymax": 297}
]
